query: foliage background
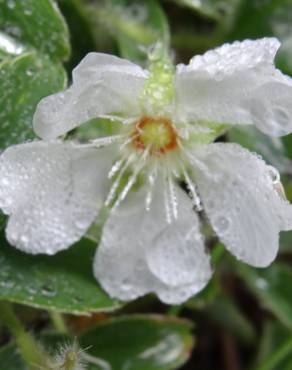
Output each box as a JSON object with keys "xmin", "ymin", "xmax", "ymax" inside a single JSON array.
[{"xmin": 1, "ymin": 0, "xmax": 292, "ymax": 369}]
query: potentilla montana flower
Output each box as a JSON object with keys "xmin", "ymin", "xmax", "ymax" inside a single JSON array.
[{"xmin": 1, "ymin": 38, "xmax": 292, "ymax": 304}]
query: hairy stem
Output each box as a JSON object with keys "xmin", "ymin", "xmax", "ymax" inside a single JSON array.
[{"xmin": 0, "ymin": 301, "xmax": 49, "ymax": 370}]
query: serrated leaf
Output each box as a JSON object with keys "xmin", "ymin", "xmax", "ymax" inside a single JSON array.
[
  {"xmin": 80, "ymin": 315, "xmax": 194, "ymax": 370},
  {"xmin": 0, "ymin": 52, "xmax": 66, "ymax": 149},
  {"xmin": 0, "ymin": 0, "xmax": 70, "ymax": 60},
  {"xmin": 0, "ymin": 232, "xmax": 120, "ymax": 314}
]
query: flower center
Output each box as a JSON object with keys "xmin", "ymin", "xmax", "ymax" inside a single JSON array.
[{"xmin": 132, "ymin": 116, "xmax": 177, "ymax": 155}]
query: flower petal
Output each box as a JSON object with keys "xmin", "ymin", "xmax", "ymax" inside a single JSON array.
[
  {"xmin": 94, "ymin": 180, "xmax": 212, "ymax": 304},
  {"xmin": 175, "ymin": 38, "xmax": 292, "ymax": 136},
  {"xmin": 192, "ymin": 143, "xmax": 292, "ymax": 267},
  {"xmin": 33, "ymin": 53, "xmax": 148, "ymax": 139},
  {"xmin": 0, "ymin": 141, "xmax": 115, "ymax": 254}
]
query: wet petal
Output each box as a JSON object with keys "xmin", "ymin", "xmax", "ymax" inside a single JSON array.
[
  {"xmin": 33, "ymin": 53, "xmax": 148, "ymax": 139},
  {"xmin": 192, "ymin": 143, "xmax": 292, "ymax": 267},
  {"xmin": 175, "ymin": 38, "xmax": 292, "ymax": 136},
  {"xmin": 94, "ymin": 180, "xmax": 212, "ymax": 304},
  {"xmin": 0, "ymin": 141, "xmax": 115, "ymax": 254}
]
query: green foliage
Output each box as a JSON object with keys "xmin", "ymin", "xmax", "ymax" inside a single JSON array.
[
  {"xmin": 0, "ymin": 52, "xmax": 66, "ymax": 149},
  {"xmin": 0, "ymin": 344, "xmax": 25, "ymax": 370},
  {"xmin": 0, "ymin": 232, "xmax": 119, "ymax": 314},
  {"xmin": 0, "ymin": 0, "xmax": 69, "ymax": 150},
  {"xmin": 0, "ymin": 316, "xmax": 193, "ymax": 370},
  {"xmin": 86, "ymin": 0, "xmax": 169, "ymax": 64},
  {"xmin": 0, "ymin": 0, "xmax": 70, "ymax": 60},
  {"xmin": 80, "ymin": 315, "xmax": 194, "ymax": 370},
  {"xmin": 227, "ymin": 0, "xmax": 292, "ymax": 75},
  {"xmin": 1, "ymin": 0, "xmax": 292, "ymax": 369},
  {"xmin": 228, "ymin": 125, "xmax": 292, "ymax": 174},
  {"xmin": 239, "ymin": 263, "xmax": 292, "ymax": 330}
]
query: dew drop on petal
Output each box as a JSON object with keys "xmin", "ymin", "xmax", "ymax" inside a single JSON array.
[
  {"xmin": 214, "ymin": 215, "xmax": 230, "ymax": 233},
  {"xmin": 273, "ymin": 107, "xmax": 290, "ymax": 128},
  {"xmin": 121, "ymin": 278, "xmax": 132, "ymax": 292}
]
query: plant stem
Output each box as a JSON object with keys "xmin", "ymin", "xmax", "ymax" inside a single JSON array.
[
  {"xmin": 253, "ymin": 337, "xmax": 292, "ymax": 370},
  {"xmin": 167, "ymin": 305, "xmax": 183, "ymax": 316},
  {"xmin": 49, "ymin": 311, "xmax": 68, "ymax": 334},
  {"xmin": 0, "ymin": 301, "xmax": 48, "ymax": 370}
]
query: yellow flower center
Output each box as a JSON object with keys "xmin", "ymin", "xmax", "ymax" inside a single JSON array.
[{"xmin": 132, "ymin": 116, "xmax": 177, "ymax": 155}]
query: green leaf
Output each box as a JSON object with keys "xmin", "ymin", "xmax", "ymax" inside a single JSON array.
[
  {"xmin": 90, "ymin": 0, "xmax": 170, "ymax": 64},
  {"xmin": 0, "ymin": 333, "xmax": 69, "ymax": 370},
  {"xmin": 80, "ymin": 315, "xmax": 194, "ymax": 370},
  {"xmin": 0, "ymin": 232, "xmax": 120, "ymax": 314},
  {"xmin": 206, "ymin": 295, "xmax": 256, "ymax": 344},
  {"xmin": 57, "ymin": 0, "xmax": 96, "ymax": 70},
  {"xmin": 0, "ymin": 0, "xmax": 70, "ymax": 60},
  {"xmin": 0, "ymin": 0, "xmax": 69, "ymax": 151},
  {"xmin": 0, "ymin": 318, "xmax": 193, "ymax": 370},
  {"xmin": 227, "ymin": 0, "xmax": 292, "ymax": 75},
  {"xmin": 0, "ymin": 343, "xmax": 25, "ymax": 370},
  {"xmin": 228, "ymin": 125, "xmax": 291, "ymax": 174},
  {"xmin": 168, "ymin": 0, "xmax": 238, "ymax": 20},
  {"xmin": 253, "ymin": 322, "xmax": 292, "ymax": 370},
  {"xmin": 0, "ymin": 52, "xmax": 66, "ymax": 149},
  {"xmin": 238, "ymin": 263, "xmax": 292, "ymax": 330}
]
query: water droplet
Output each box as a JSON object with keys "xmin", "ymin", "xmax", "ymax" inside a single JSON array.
[
  {"xmin": 121, "ymin": 279, "xmax": 132, "ymax": 291},
  {"xmin": 273, "ymin": 107, "xmax": 289, "ymax": 127},
  {"xmin": 26, "ymin": 68, "xmax": 34, "ymax": 76},
  {"xmin": 214, "ymin": 216, "xmax": 230, "ymax": 232},
  {"xmin": 24, "ymin": 7, "xmax": 32, "ymax": 16},
  {"xmin": 41, "ymin": 283, "xmax": 57, "ymax": 297},
  {"xmin": 256, "ymin": 278, "xmax": 268, "ymax": 290},
  {"xmin": 74, "ymin": 219, "xmax": 88, "ymax": 230},
  {"xmin": 7, "ymin": 0, "xmax": 15, "ymax": 9},
  {"xmin": 1, "ymin": 178, "xmax": 9, "ymax": 186},
  {"xmin": 0, "ymin": 275, "xmax": 15, "ymax": 289},
  {"xmin": 127, "ymin": 4, "xmax": 148, "ymax": 22},
  {"xmin": 27, "ymin": 285, "xmax": 38, "ymax": 295},
  {"xmin": 20, "ymin": 235, "xmax": 29, "ymax": 245},
  {"xmin": 267, "ymin": 166, "xmax": 280, "ymax": 184},
  {"xmin": 73, "ymin": 296, "xmax": 84, "ymax": 304}
]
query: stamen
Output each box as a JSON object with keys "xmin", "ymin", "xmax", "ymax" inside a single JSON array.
[
  {"xmin": 98, "ymin": 114, "xmax": 138, "ymax": 125},
  {"xmin": 108, "ymin": 158, "xmax": 125, "ymax": 179},
  {"xmin": 81, "ymin": 353, "xmax": 111, "ymax": 370},
  {"xmin": 145, "ymin": 163, "xmax": 158, "ymax": 211},
  {"xmin": 163, "ymin": 173, "xmax": 172, "ymax": 224},
  {"xmin": 178, "ymin": 143, "xmax": 209, "ymax": 172},
  {"xmin": 111, "ymin": 147, "xmax": 150, "ymax": 210},
  {"xmin": 105, "ymin": 153, "xmax": 135, "ymax": 206},
  {"xmin": 181, "ymin": 164, "xmax": 202, "ymax": 211},
  {"xmin": 167, "ymin": 173, "xmax": 178, "ymax": 220},
  {"xmin": 119, "ymin": 132, "xmax": 140, "ymax": 151},
  {"xmin": 91, "ymin": 134, "xmax": 126, "ymax": 148}
]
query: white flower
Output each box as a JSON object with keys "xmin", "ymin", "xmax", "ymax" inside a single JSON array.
[{"xmin": 1, "ymin": 38, "xmax": 292, "ymax": 304}]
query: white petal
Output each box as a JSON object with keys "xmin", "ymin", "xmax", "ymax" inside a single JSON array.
[
  {"xmin": 192, "ymin": 143, "xmax": 292, "ymax": 267},
  {"xmin": 33, "ymin": 53, "xmax": 148, "ymax": 140},
  {"xmin": 94, "ymin": 179, "xmax": 212, "ymax": 304},
  {"xmin": 0, "ymin": 141, "xmax": 115, "ymax": 254},
  {"xmin": 175, "ymin": 38, "xmax": 292, "ymax": 136}
]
